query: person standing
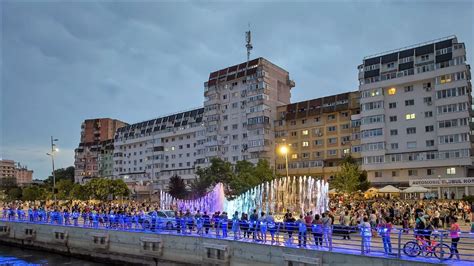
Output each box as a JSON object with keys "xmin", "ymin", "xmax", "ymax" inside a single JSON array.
[
  {"xmin": 322, "ymin": 212, "xmax": 333, "ymax": 249},
  {"xmin": 450, "ymin": 217, "xmax": 461, "ymax": 260},
  {"xmin": 297, "ymin": 214, "xmax": 307, "ymax": 247},
  {"xmin": 202, "ymin": 211, "xmax": 211, "ymax": 235},
  {"xmin": 312, "ymin": 214, "xmax": 323, "ymax": 248},
  {"xmin": 359, "ymin": 217, "xmax": 372, "ymax": 254}
]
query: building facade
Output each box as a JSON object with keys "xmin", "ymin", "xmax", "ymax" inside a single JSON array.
[
  {"xmin": 274, "ymin": 92, "xmax": 361, "ymax": 178},
  {"xmin": 0, "ymin": 159, "xmax": 33, "ymax": 186},
  {"xmin": 113, "ymin": 108, "xmax": 205, "ymax": 190},
  {"xmin": 358, "ymin": 36, "xmax": 473, "ymax": 197},
  {"xmin": 203, "ymin": 57, "xmax": 294, "ymax": 167},
  {"xmin": 74, "ymin": 118, "xmax": 128, "ymax": 183}
]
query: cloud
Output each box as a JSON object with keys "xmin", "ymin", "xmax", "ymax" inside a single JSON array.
[{"xmin": 1, "ymin": 1, "xmax": 473, "ymax": 179}]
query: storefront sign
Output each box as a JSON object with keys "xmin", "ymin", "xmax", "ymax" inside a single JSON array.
[{"xmin": 409, "ymin": 177, "xmax": 474, "ymax": 187}]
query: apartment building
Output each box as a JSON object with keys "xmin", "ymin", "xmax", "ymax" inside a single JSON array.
[
  {"xmin": 358, "ymin": 36, "xmax": 473, "ymax": 198},
  {"xmin": 0, "ymin": 160, "xmax": 16, "ymax": 179},
  {"xmin": 203, "ymin": 57, "xmax": 295, "ymax": 166},
  {"xmin": 113, "ymin": 108, "xmax": 205, "ymax": 190},
  {"xmin": 0, "ymin": 159, "xmax": 33, "ymax": 186},
  {"xmin": 74, "ymin": 118, "xmax": 128, "ymax": 183},
  {"xmin": 274, "ymin": 92, "xmax": 361, "ymax": 178}
]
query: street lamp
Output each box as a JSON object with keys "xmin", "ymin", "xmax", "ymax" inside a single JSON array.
[
  {"xmin": 46, "ymin": 136, "xmax": 59, "ymax": 203},
  {"xmin": 279, "ymin": 144, "xmax": 289, "ymax": 178}
]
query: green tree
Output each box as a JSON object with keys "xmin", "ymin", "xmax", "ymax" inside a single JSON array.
[
  {"xmin": 7, "ymin": 187, "xmax": 22, "ymax": 200},
  {"xmin": 357, "ymin": 170, "xmax": 371, "ymax": 192},
  {"xmin": 168, "ymin": 175, "xmax": 188, "ymax": 199},
  {"xmin": 22, "ymin": 186, "xmax": 47, "ymax": 201},
  {"xmin": 45, "ymin": 166, "xmax": 75, "ymax": 184},
  {"xmin": 109, "ymin": 179, "xmax": 130, "ymax": 199},
  {"xmin": 71, "ymin": 184, "xmax": 89, "ymax": 200},
  {"xmin": 332, "ymin": 162, "xmax": 360, "ymax": 193},
  {"xmin": 56, "ymin": 179, "xmax": 75, "ymax": 200},
  {"xmin": 84, "ymin": 178, "xmax": 111, "ymax": 201}
]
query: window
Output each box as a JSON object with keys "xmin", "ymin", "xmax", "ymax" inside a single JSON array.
[
  {"xmin": 389, "ymin": 102, "xmax": 397, "ymax": 109},
  {"xmin": 327, "ymin": 114, "xmax": 336, "ymax": 121},
  {"xmin": 314, "ymin": 139, "xmax": 323, "ymax": 146},
  {"xmin": 420, "ymin": 54, "xmax": 430, "ymax": 61},
  {"xmin": 447, "ymin": 167, "xmax": 456, "ymax": 175},
  {"xmin": 361, "ymin": 128, "xmax": 383, "ymax": 138},
  {"xmin": 387, "ymin": 62, "xmax": 395, "ymax": 68},
  {"xmin": 404, "ymin": 85, "xmax": 413, "ymax": 92},
  {"xmin": 291, "ymin": 154, "xmax": 298, "ymax": 159},
  {"xmin": 389, "ymin": 116, "xmax": 397, "ymax": 122},
  {"xmin": 390, "ymin": 129, "xmax": 398, "ymax": 136},
  {"xmin": 328, "ymin": 138, "xmax": 337, "ymax": 144},
  {"xmin": 232, "ymin": 124, "xmax": 238, "ymax": 130},
  {"xmin": 302, "ymin": 130, "xmax": 309, "ymax": 136},
  {"xmin": 425, "ymin": 125, "xmax": 434, "ymax": 132},
  {"xmin": 405, "ymin": 99, "xmax": 415, "ymax": 106},
  {"xmin": 327, "ymin": 150, "xmax": 337, "ymax": 156},
  {"xmin": 362, "ymin": 101, "xmax": 383, "ymax": 111},
  {"xmin": 407, "ymin": 141, "xmax": 417, "ymax": 149},
  {"xmin": 408, "ymin": 170, "xmax": 418, "ymax": 176},
  {"xmin": 388, "ymin": 87, "xmax": 396, "ymax": 95},
  {"xmin": 407, "ymin": 127, "xmax": 416, "ymax": 134},
  {"xmin": 327, "ymin": 126, "xmax": 337, "ymax": 132},
  {"xmin": 301, "ymin": 119, "xmax": 306, "ymax": 124},
  {"xmin": 426, "ymin": 140, "xmax": 435, "ymax": 147},
  {"xmin": 392, "ymin": 171, "xmax": 398, "ymax": 177},
  {"xmin": 405, "ymin": 113, "xmax": 416, "ymax": 120},
  {"xmin": 374, "ymin": 171, "xmax": 382, "ymax": 178},
  {"xmin": 423, "ymin": 97, "xmax": 432, "ymax": 105},
  {"xmin": 425, "ymin": 111, "xmax": 433, "ymax": 118},
  {"xmin": 341, "ymin": 123, "xmax": 350, "ymax": 130},
  {"xmin": 427, "ymin": 169, "xmax": 435, "ymax": 176},
  {"xmin": 302, "ymin": 141, "xmax": 309, "ymax": 147},
  {"xmin": 391, "ymin": 143, "xmax": 399, "ymax": 150},
  {"xmin": 291, "ymin": 131, "xmax": 297, "ymax": 137}
]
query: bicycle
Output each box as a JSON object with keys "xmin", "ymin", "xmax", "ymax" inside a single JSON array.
[{"xmin": 403, "ymin": 234, "xmax": 453, "ymax": 259}]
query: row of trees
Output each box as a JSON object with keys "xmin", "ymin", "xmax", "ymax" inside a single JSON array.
[
  {"xmin": 0, "ymin": 166, "xmax": 129, "ymax": 201},
  {"xmin": 168, "ymin": 156, "xmax": 371, "ymax": 200},
  {"xmin": 168, "ymin": 158, "xmax": 274, "ymax": 199}
]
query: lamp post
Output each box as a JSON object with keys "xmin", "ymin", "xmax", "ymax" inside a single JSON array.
[
  {"xmin": 279, "ymin": 144, "xmax": 289, "ymax": 178},
  {"xmin": 46, "ymin": 136, "xmax": 59, "ymax": 203}
]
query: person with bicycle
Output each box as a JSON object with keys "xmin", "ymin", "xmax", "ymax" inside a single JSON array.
[
  {"xmin": 415, "ymin": 212, "xmax": 426, "ymax": 239},
  {"xmin": 449, "ymin": 217, "xmax": 461, "ymax": 260}
]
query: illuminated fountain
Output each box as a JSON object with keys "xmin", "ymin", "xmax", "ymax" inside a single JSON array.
[{"xmin": 160, "ymin": 176, "xmax": 329, "ymax": 215}]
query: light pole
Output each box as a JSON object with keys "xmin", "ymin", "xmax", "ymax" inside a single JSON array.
[
  {"xmin": 279, "ymin": 144, "xmax": 289, "ymax": 178},
  {"xmin": 46, "ymin": 136, "xmax": 59, "ymax": 203}
]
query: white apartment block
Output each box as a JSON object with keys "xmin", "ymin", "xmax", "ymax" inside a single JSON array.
[
  {"xmin": 358, "ymin": 36, "xmax": 474, "ymax": 198},
  {"xmin": 113, "ymin": 108, "xmax": 205, "ymax": 190},
  {"xmin": 203, "ymin": 58, "xmax": 294, "ymax": 166}
]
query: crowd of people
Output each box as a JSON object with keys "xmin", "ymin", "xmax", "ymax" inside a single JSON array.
[{"xmin": 0, "ymin": 198, "xmax": 471, "ymax": 259}]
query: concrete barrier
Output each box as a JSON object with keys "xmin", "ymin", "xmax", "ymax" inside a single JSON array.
[{"xmin": 0, "ymin": 221, "xmax": 444, "ymax": 266}]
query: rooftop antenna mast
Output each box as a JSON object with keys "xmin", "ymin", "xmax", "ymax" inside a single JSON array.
[{"xmin": 245, "ymin": 24, "xmax": 253, "ymax": 62}]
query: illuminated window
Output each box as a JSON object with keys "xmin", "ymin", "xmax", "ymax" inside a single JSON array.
[
  {"xmin": 302, "ymin": 141, "xmax": 309, "ymax": 147},
  {"xmin": 343, "ymin": 148, "xmax": 350, "ymax": 154},
  {"xmin": 291, "ymin": 154, "xmax": 298, "ymax": 159},
  {"xmin": 447, "ymin": 167, "xmax": 456, "ymax": 175},
  {"xmin": 302, "ymin": 130, "xmax": 309, "ymax": 136},
  {"xmin": 405, "ymin": 113, "xmax": 416, "ymax": 120},
  {"xmin": 388, "ymin": 88, "xmax": 396, "ymax": 95},
  {"xmin": 440, "ymin": 75, "xmax": 452, "ymax": 84},
  {"xmin": 171, "ymin": 146, "xmax": 175, "ymax": 151}
]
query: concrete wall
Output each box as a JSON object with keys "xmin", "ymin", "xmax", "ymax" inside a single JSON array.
[{"xmin": 0, "ymin": 221, "xmax": 443, "ymax": 266}]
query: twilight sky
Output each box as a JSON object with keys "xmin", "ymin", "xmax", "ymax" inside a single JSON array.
[{"xmin": 1, "ymin": 1, "xmax": 473, "ymax": 179}]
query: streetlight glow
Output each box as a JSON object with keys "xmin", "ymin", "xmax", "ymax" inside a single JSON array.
[{"xmin": 279, "ymin": 145, "xmax": 288, "ymax": 155}]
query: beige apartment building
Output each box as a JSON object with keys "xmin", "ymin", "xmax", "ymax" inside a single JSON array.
[
  {"xmin": 203, "ymin": 57, "xmax": 295, "ymax": 167},
  {"xmin": 0, "ymin": 159, "xmax": 33, "ymax": 186},
  {"xmin": 274, "ymin": 92, "xmax": 361, "ymax": 179}
]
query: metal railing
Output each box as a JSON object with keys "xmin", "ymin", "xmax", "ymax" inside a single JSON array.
[{"xmin": 1, "ymin": 211, "xmax": 473, "ymax": 263}]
